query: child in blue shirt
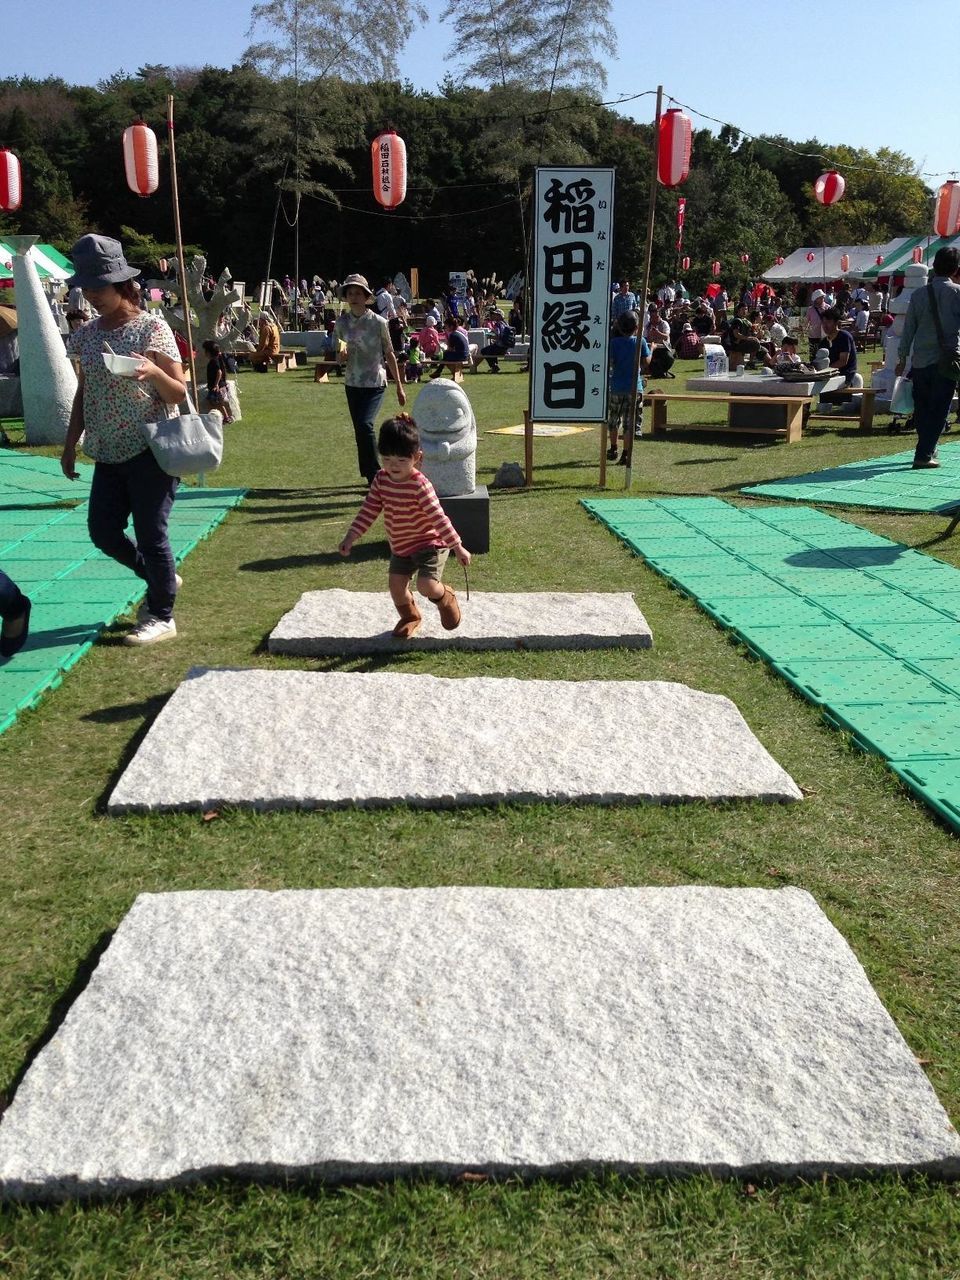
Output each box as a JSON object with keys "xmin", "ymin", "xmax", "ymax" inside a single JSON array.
[{"xmin": 607, "ymin": 311, "xmax": 650, "ymax": 463}]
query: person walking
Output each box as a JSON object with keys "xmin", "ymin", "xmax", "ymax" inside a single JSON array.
[
  {"xmin": 895, "ymin": 247, "xmax": 960, "ymax": 469},
  {"xmin": 60, "ymin": 234, "xmax": 187, "ymax": 646},
  {"xmin": 333, "ymin": 274, "xmax": 406, "ymax": 486}
]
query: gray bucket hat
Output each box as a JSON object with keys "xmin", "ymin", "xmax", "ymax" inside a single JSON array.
[
  {"xmin": 65, "ymin": 234, "xmax": 141, "ymax": 289},
  {"xmin": 339, "ymin": 273, "xmax": 374, "ymax": 301}
]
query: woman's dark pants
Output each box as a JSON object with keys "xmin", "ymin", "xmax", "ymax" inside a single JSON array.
[
  {"xmin": 87, "ymin": 449, "xmax": 179, "ymax": 621},
  {"xmin": 345, "ymin": 385, "xmax": 385, "ymax": 483}
]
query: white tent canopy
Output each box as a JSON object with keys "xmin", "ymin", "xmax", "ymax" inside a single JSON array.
[{"xmin": 762, "ymin": 240, "xmax": 908, "ymax": 283}]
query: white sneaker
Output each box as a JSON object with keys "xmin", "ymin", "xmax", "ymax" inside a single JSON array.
[
  {"xmin": 137, "ymin": 573, "xmax": 182, "ymax": 622},
  {"xmin": 124, "ymin": 615, "xmax": 177, "ymax": 646}
]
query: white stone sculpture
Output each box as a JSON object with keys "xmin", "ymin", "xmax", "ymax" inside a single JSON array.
[
  {"xmin": 153, "ymin": 257, "xmax": 245, "ymax": 348},
  {"xmin": 7, "ymin": 235, "xmax": 77, "ymax": 444},
  {"xmin": 414, "ymin": 379, "xmax": 477, "ymax": 496},
  {"xmin": 875, "ymin": 261, "xmax": 929, "ymax": 396}
]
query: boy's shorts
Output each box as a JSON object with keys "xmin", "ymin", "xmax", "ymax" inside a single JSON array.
[{"xmin": 389, "ymin": 546, "xmax": 450, "ymax": 580}]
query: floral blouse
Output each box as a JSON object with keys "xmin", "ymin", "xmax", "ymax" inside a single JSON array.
[
  {"xmin": 66, "ymin": 313, "xmax": 182, "ymax": 463},
  {"xmin": 334, "ymin": 309, "xmax": 392, "ymax": 388}
]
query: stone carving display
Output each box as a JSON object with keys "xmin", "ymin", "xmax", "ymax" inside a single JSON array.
[
  {"xmin": 150, "ymin": 256, "xmax": 248, "ymax": 348},
  {"xmin": 7, "ymin": 235, "xmax": 76, "ymax": 444},
  {"xmin": 875, "ymin": 261, "xmax": 929, "ymax": 398},
  {"xmin": 414, "ymin": 379, "xmax": 477, "ymax": 496}
]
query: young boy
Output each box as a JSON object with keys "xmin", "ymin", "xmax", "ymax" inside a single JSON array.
[
  {"xmin": 777, "ymin": 334, "xmax": 802, "ymax": 365},
  {"xmin": 339, "ymin": 414, "xmax": 471, "ymax": 638},
  {"xmin": 606, "ymin": 311, "xmax": 650, "ymax": 463}
]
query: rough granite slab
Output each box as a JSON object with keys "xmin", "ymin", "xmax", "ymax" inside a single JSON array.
[
  {"xmin": 106, "ymin": 668, "xmax": 801, "ymax": 813},
  {"xmin": 1, "ymin": 886, "xmax": 957, "ymax": 1201},
  {"xmin": 267, "ymin": 590, "xmax": 653, "ymax": 655}
]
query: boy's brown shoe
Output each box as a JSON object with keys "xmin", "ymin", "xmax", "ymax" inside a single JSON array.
[
  {"xmin": 392, "ymin": 601, "xmax": 422, "ymax": 639},
  {"xmin": 434, "ymin": 584, "xmax": 461, "ymax": 630}
]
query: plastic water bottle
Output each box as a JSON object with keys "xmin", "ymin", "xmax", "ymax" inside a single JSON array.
[{"xmin": 703, "ymin": 344, "xmax": 728, "ymax": 378}]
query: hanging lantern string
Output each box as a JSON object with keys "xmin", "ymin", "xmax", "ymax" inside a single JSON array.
[
  {"xmin": 300, "ymin": 191, "xmax": 520, "ymax": 222},
  {"xmin": 664, "ymin": 94, "xmax": 958, "ymax": 180},
  {"xmin": 448, "ymin": 82, "xmax": 957, "ymax": 181}
]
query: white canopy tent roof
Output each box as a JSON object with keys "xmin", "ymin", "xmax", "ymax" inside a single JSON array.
[{"xmin": 761, "ymin": 239, "xmax": 908, "ymax": 283}]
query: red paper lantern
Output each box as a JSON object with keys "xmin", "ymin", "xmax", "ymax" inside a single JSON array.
[
  {"xmin": 876, "ymin": 255, "xmax": 884, "ymax": 266},
  {"xmin": 840, "ymin": 253, "xmax": 850, "ymax": 273},
  {"xmin": 912, "ymin": 247, "xmax": 924, "ymax": 264},
  {"xmin": 657, "ymin": 109, "xmax": 692, "ymax": 188},
  {"xmin": 775, "ymin": 256, "xmax": 785, "ymax": 266},
  {"xmin": 933, "ymin": 181, "xmax": 960, "ymax": 237},
  {"xmin": 806, "ymin": 252, "xmax": 816, "ymax": 263},
  {"xmin": 372, "ymin": 130, "xmax": 407, "ymax": 210},
  {"xmin": 0, "ymin": 149, "xmax": 21, "ymax": 211},
  {"xmin": 814, "ymin": 171, "xmax": 845, "ymax": 205},
  {"xmin": 740, "ymin": 253, "xmax": 749, "ymax": 264},
  {"xmin": 681, "ymin": 256, "xmax": 690, "ymax": 271},
  {"xmin": 122, "ymin": 121, "xmax": 158, "ymax": 197},
  {"xmin": 711, "ymin": 260, "xmax": 721, "ymax": 277}
]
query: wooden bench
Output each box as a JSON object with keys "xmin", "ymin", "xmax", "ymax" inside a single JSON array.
[
  {"xmin": 313, "ymin": 360, "xmax": 343, "ymax": 382},
  {"xmin": 646, "ymin": 391, "xmax": 811, "ymax": 444},
  {"xmin": 806, "ymin": 387, "xmax": 876, "ymax": 431},
  {"xmin": 266, "ymin": 352, "xmax": 297, "ymax": 373}
]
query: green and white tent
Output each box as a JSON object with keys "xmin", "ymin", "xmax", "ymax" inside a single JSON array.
[
  {"xmin": 762, "ymin": 240, "xmax": 906, "ymax": 283},
  {"xmin": 0, "ymin": 241, "xmax": 73, "ymax": 281},
  {"xmin": 860, "ymin": 233, "xmax": 960, "ymax": 279}
]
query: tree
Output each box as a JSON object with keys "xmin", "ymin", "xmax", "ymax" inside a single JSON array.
[
  {"xmin": 245, "ymin": 0, "xmax": 427, "ymax": 82},
  {"xmin": 441, "ymin": 0, "xmax": 615, "ymax": 93},
  {"xmin": 243, "ymin": 0, "xmax": 427, "ymax": 304}
]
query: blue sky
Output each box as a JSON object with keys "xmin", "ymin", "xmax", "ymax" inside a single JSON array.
[{"xmin": 9, "ymin": 0, "xmax": 959, "ymax": 191}]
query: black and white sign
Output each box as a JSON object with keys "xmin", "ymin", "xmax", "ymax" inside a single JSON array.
[{"xmin": 530, "ymin": 168, "xmax": 615, "ymax": 422}]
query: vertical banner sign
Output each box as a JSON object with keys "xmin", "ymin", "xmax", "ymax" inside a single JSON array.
[
  {"xmin": 676, "ymin": 196, "xmax": 686, "ymax": 252},
  {"xmin": 531, "ymin": 167, "xmax": 615, "ymax": 423}
]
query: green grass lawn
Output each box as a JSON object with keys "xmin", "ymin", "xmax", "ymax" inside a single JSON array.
[{"xmin": 1, "ymin": 359, "xmax": 959, "ymax": 1279}]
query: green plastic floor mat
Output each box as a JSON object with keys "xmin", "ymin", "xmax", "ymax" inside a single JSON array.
[
  {"xmin": 581, "ymin": 496, "xmax": 960, "ymax": 834},
  {"xmin": 890, "ymin": 760, "xmax": 960, "ymax": 828},
  {"xmin": 776, "ymin": 659, "xmax": 949, "ymax": 706},
  {"xmin": 825, "ymin": 702, "xmax": 960, "ymax": 760},
  {"xmin": 741, "ymin": 441, "xmax": 960, "ymax": 512},
  {"xmin": 0, "ymin": 453, "xmax": 245, "ymax": 735}
]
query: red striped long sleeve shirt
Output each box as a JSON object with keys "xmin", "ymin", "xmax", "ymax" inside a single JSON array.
[{"xmin": 346, "ymin": 470, "xmax": 461, "ymax": 557}]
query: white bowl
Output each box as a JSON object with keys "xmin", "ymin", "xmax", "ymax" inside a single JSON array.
[{"xmin": 101, "ymin": 352, "xmax": 143, "ymax": 378}]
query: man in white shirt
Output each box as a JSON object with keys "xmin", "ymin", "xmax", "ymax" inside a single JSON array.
[{"xmin": 374, "ymin": 280, "xmax": 397, "ymax": 319}]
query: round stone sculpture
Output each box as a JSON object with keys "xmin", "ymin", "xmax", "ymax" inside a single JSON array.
[{"xmin": 414, "ymin": 379, "xmax": 477, "ymax": 496}]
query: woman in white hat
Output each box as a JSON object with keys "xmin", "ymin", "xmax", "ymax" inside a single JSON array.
[
  {"xmin": 60, "ymin": 234, "xmax": 186, "ymax": 646},
  {"xmin": 333, "ymin": 274, "xmax": 406, "ymax": 485}
]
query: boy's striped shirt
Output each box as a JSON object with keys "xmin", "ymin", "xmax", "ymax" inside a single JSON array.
[{"xmin": 347, "ymin": 470, "xmax": 460, "ymax": 557}]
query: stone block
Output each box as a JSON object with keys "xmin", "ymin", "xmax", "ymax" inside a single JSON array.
[
  {"xmin": 268, "ymin": 590, "xmax": 649, "ymax": 656},
  {"xmin": 438, "ymin": 485, "xmax": 489, "ymax": 554},
  {"xmin": 106, "ymin": 669, "xmax": 801, "ymax": 813},
  {"xmin": 1, "ymin": 886, "xmax": 956, "ymax": 1200}
]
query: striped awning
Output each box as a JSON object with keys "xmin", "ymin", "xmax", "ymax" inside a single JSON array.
[
  {"xmin": 861, "ymin": 234, "xmax": 960, "ymax": 279},
  {"xmin": 0, "ymin": 241, "xmax": 73, "ymax": 281}
]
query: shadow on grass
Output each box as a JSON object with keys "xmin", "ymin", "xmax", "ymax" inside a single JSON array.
[
  {"xmin": 245, "ymin": 487, "xmax": 362, "ymax": 500},
  {"xmin": 672, "ymin": 456, "xmax": 741, "ymax": 465},
  {"xmin": 241, "ymin": 542, "xmax": 388, "ymax": 573},
  {"xmin": 0, "ymin": 928, "xmax": 115, "ymax": 1120},
  {"xmin": 82, "ymin": 693, "xmax": 169, "ymax": 725},
  {"xmin": 250, "ymin": 501, "xmax": 359, "ymax": 526},
  {"xmin": 90, "ymin": 692, "xmax": 173, "ymax": 813}
]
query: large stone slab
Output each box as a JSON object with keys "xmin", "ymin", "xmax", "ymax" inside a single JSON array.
[
  {"xmin": 268, "ymin": 590, "xmax": 652, "ymax": 656},
  {"xmin": 1, "ymin": 886, "xmax": 957, "ymax": 1200},
  {"xmin": 106, "ymin": 669, "xmax": 801, "ymax": 813}
]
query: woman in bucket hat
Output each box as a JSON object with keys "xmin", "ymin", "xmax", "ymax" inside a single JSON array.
[
  {"xmin": 333, "ymin": 274, "xmax": 406, "ymax": 485},
  {"xmin": 60, "ymin": 234, "xmax": 187, "ymax": 646}
]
